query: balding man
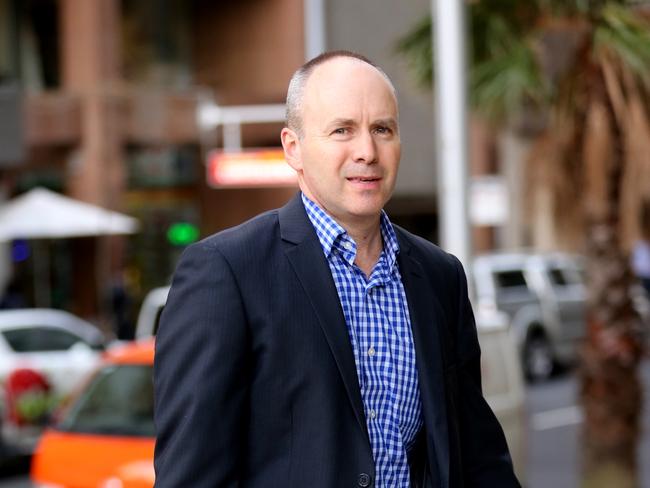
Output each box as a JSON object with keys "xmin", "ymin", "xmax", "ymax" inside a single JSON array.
[{"xmin": 154, "ymin": 51, "xmax": 520, "ymax": 488}]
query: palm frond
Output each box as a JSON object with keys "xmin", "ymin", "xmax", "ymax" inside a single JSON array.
[
  {"xmin": 594, "ymin": 3, "xmax": 650, "ymax": 80},
  {"xmin": 395, "ymin": 16, "xmax": 433, "ymax": 88},
  {"xmin": 470, "ymin": 21, "xmax": 547, "ymax": 121}
]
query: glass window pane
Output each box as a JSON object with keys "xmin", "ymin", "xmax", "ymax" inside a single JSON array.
[
  {"xmin": 2, "ymin": 327, "xmax": 85, "ymax": 352},
  {"xmin": 494, "ymin": 270, "xmax": 528, "ymax": 289},
  {"xmin": 548, "ymin": 268, "xmax": 568, "ymax": 286}
]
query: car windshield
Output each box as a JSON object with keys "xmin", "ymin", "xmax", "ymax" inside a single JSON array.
[{"xmin": 57, "ymin": 364, "xmax": 154, "ymax": 437}]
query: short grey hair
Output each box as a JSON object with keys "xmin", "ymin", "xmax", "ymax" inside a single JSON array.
[{"xmin": 285, "ymin": 50, "xmax": 396, "ymax": 138}]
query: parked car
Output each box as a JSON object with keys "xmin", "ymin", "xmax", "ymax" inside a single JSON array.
[
  {"xmin": 473, "ymin": 252, "xmax": 588, "ymax": 381},
  {"xmin": 134, "ymin": 286, "xmax": 169, "ymax": 339},
  {"xmin": 31, "ymin": 340, "xmax": 155, "ymax": 488},
  {"xmin": 0, "ymin": 308, "xmax": 105, "ymax": 458}
]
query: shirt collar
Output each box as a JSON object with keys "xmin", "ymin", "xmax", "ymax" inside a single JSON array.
[{"xmin": 301, "ymin": 193, "xmax": 400, "ymax": 268}]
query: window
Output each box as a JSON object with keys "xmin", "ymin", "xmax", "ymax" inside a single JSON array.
[
  {"xmin": 548, "ymin": 268, "xmax": 568, "ymax": 286},
  {"xmin": 0, "ymin": 0, "xmax": 60, "ymax": 89},
  {"xmin": 58, "ymin": 364, "xmax": 154, "ymax": 437},
  {"xmin": 2, "ymin": 327, "xmax": 85, "ymax": 352},
  {"xmin": 152, "ymin": 306, "xmax": 164, "ymax": 336},
  {"xmin": 548, "ymin": 266, "xmax": 581, "ymax": 287},
  {"xmin": 121, "ymin": 0, "xmax": 191, "ymax": 87},
  {"xmin": 494, "ymin": 270, "xmax": 528, "ymax": 289}
]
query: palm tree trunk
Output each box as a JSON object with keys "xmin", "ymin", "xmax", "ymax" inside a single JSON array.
[
  {"xmin": 579, "ymin": 69, "xmax": 644, "ymax": 487},
  {"xmin": 581, "ymin": 224, "xmax": 643, "ymax": 488}
]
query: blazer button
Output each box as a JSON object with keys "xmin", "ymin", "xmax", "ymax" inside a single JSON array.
[{"xmin": 358, "ymin": 473, "xmax": 372, "ymax": 487}]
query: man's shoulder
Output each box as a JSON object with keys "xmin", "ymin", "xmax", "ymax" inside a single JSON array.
[
  {"xmin": 393, "ymin": 224, "xmax": 459, "ymax": 271},
  {"xmin": 193, "ymin": 208, "xmax": 281, "ymax": 255}
]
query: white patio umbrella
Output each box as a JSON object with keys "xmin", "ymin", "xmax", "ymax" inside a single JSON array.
[
  {"xmin": 0, "ymin": 187, "xmax": 138, "ymax": 241},
  {"xmin": 0, "ymin": 187, "xmax": 140, "ymax": 306}
]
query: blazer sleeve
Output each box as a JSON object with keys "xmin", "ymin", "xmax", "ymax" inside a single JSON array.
[
  {"xmin": 153, "ymin": 241, "xmax": 249, "ymax": 488},
  {"xmin": 451, "ymin": 256, "xmax": 522, "ymax": 487}
]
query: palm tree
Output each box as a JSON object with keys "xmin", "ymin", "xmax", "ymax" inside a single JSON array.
[{"xmin": 399, "ymin": 1, "xmax": 650, "ymax": 487}]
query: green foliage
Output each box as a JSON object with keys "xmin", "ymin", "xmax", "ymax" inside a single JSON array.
[
  {"xmin": 594, "ymin": 3, "xmax": 650, "ymax": 80},
  {"xmin": 470, "ymin": 16, "xmax": 547, "ymax": 121},
  {"xmin": 396, "ymin": 0, "xmax": 650, "ymax": 122},
  {"xmin": 395, "ymin": 16, "xmax": 433, "ymax": 87},
  {"xmin": 15, "ymin": 389, "xmax": 60, "ymax": 425}
]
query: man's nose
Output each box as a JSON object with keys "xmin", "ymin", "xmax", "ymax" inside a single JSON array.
[{"xmin": 352, "ymin": 131, "xmax": 378, "ymax": 164}]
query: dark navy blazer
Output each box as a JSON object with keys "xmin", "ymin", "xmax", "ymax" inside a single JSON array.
[{"xmin": 153, "ymin": 194, "xmax": 520, "ymax": 488}]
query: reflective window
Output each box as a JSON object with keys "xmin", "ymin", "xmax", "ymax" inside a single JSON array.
[
  {"xmin": 548, "ymin": 268, "xmax": 568, "ymax": 286},
  {"xmin": 548, "ymin": 266, "xmax": 581, "ymax": 287},
  {"xmin": 152, "ymin": 306, "xmax": 164, "ymax": 336},
  {"xmin": 494, "ymin": 270, "xmax": 528, "ymax": 289},
  {"xmin": 58, "ymin": 364, "xmax": 154, "ymax": 437},
  {"xmin": 2, "ymin": 327, "xmax": 85, "ymax": 352}
]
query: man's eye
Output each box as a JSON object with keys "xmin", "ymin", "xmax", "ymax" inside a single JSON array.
[
  {"xmin": 374, "ymin": 126, "xmax": 392, "ymax": 135},
  {"xmin": 332, "ymin": 128, "xmax": 347, "ymax": 135}
]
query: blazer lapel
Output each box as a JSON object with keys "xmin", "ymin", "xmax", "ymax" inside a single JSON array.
[
  {"xmin": 397, "ymin": 237, "xmax": 450, "ymax": 488},
  {"xmin": 279, "ymin": 195, "xmax": 369, "ymax": 442}
]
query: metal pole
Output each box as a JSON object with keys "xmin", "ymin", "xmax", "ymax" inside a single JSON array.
[
  {"xmin": 432, "ymin": 0, "xmax": 472, "ymax": 274},
  {"xmin": 304, "ymin": 0, "xmax": 326, "ymax": 60}
]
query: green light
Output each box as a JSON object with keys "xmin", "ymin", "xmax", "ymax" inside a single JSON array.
[{"xmin": 167, "ymin": 222, "xmax": 200, "ymax": 246}]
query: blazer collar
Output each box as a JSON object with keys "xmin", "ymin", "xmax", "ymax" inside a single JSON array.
[
  {"xmin": 278, "ymin": 193, "xmax": 370, "ymax": 443},
  {"xmin": 396, "ymin": 230, "xmax": 450, "ymax": 488}
]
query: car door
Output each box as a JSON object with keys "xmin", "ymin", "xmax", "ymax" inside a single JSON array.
[{"xmin": 492, "ymin": 267, "xmax": 540, "ymax": 320}]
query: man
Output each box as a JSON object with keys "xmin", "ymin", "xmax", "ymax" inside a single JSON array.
[{"xmin": 154, "ymin": 51, "xmax": 520, "ymax": 488}]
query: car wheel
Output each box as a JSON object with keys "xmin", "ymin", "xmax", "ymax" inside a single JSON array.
[{"xmin": 524, "ymin": 334, "xmax": 554, "ymax": 382}]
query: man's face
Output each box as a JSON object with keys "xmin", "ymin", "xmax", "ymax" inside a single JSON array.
[{"xmin": 282, "ymin": 58, "xmax": 401, "ymax": 227}]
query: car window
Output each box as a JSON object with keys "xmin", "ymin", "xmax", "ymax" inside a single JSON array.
[
  {"xmin": 494, "ymin": 270, "xmax": 528, "ymax": 290},
  {"xmin": 1, "ymin": 327, "xmax": 87, "ymax": 352},
  {"xmin": 57, "ymin": 364, "xmax": 154, "ymax": 437},
  {"xmin": 152, "ymin": 306, "xmax": 164, "ymax": 336},
  {"xmin": 548, "ymin": 268, "xmax": 568, "ymax": 286},
  {"xmin": 548, "ymin": 266, "xmax": 581, "ymax": 287}
]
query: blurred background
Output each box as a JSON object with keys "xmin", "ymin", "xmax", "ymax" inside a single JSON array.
[{"xmin": 0, "ymin": 0, "xmax": 649, "ymax": 487}]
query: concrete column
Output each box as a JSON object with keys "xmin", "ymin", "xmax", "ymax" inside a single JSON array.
[
  {"xmin": 59, "ymin": 0, "xmax": 123, "ymax": 208},
  {"xmin": 59, "ymin": 0, "xmax": 124, "ymax": 321}
]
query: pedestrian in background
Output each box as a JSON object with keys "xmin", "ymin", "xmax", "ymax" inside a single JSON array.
[{"xmin": 153, "ymin": 51, "xmax": 519, "ymax": 488}]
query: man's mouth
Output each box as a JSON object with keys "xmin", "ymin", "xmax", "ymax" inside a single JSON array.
[{"xmin": 347, "ymin": 177, "xmax": 381, "ymax": 182}]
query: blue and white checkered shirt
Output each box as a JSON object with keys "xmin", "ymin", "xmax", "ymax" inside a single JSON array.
[{"xmin": 302, "ymin": 193, "xmax": 423, "ymax": 488}]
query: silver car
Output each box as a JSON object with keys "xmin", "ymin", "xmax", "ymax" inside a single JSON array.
[{"xmin": 474, "ymin": 252, "xmax": 587, "ymax": 381}]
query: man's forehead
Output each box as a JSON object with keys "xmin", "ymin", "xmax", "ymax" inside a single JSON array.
[
  {"xmin": 301, "ymin": 58, "xmax": 398, "ymax": 117},
  {"xmin": 306, "ymin": 56, "xmax": 393, "ymax": 92}
]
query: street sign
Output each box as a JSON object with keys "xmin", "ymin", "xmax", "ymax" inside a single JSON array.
[
  {"xmin": 470, "ymin": 176, "xmax": 510, "ymax": 226},
  {"xmin": 206, "ymin": 149, "xmax": 297, "ymax": 188}
]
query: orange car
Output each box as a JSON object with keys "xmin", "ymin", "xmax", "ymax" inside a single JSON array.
[{"xmin": 31, "ymin": 340, "xmax": 155, "ymax": 488}]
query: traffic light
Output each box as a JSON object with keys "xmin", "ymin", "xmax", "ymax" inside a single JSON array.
[{"xmin": 166, "ymin": 222, "xmax": 199, "ymax": 246}]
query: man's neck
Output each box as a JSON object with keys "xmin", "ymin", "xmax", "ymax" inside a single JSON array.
[{"xmin": 343, "ymin": 217, "xmax": 384, "ymax": 278}]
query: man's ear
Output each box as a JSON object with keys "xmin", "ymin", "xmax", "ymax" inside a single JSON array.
[{"xmin": 281, "ymin": 127, "xmax": 302, "ymax": 172}]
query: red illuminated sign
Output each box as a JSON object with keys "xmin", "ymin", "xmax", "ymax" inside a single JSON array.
[{"xmin": 207, "ymin": 149, "xmax": 297, "ymax": 188}]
